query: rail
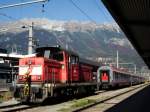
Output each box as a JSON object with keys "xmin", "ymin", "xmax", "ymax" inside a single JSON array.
[{"xmin": 72, "ymin": 83, "xmax": 148, "ymax": 112}]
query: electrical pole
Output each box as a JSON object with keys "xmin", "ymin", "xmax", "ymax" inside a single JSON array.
[
  {"xmin": 134, "ymin": 64, "xmax": 136, "ymax": 74},
  {"xmin": 28, "ymin": 22, "xmax": 34, "ymax": 54},
  {"xmin": 116, "ymin": 50, "xmax": 119, "ymax": 68}
]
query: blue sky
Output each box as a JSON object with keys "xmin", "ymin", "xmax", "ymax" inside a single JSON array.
[{"xmin": 0, "ymin": 0, "xmax": 114, "ymax": 23}]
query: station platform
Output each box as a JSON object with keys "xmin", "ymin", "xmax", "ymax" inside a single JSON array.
[{"xmin": 105, "ymin": 85, "xmax": 150, "ymax": 112}]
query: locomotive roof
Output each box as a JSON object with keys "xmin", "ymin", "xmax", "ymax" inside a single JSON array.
[
  {"xmin": 36, "ymin": 46, "xmax": 78, "ymax": 56},
  {"xmin": 36, "ymin": 46, "xmax": 101, "ymax": 67},
  {"xmin": 80, "ymin": 58, "xmax": 101, "ymax": 67}
]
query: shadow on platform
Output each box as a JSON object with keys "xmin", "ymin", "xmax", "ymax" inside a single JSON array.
[{"xmin": 105, "ymin": 85, "xmax": 150, "ymax": 112}]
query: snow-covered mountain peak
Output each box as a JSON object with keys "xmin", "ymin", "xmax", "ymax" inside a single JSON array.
[{"xmin": 0, "ymin": 18, "xmax": 121, "ymax": 33}]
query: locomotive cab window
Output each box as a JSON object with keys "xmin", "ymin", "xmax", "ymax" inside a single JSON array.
[
  {"xmin": 100, "ymin": 70, "xmax": 109, "ymax": 82},
  {"xmin": 70, "ymin": 55, "xmax": 79, "ymax": 64},
  {"xmin": 44, "ymin": 50, "xmax": 50, "ymax": 58},
  {"xmin": 52, "ymin": 52, "xmax": 63, "ymax": 61},
  {"xmin": 36, "ymin": 48, "xmax": 64, "ymax": 61},
  {"xmin": 36, "ymin": 50, "xmax": 47, "ymax": 57}
]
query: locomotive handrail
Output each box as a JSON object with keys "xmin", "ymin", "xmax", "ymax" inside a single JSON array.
[{"xmin": 23, "ymin": 66, "xmax": 32, "ymax": 102}]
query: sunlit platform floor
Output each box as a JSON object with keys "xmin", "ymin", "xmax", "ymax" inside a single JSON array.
[{"xmin": 105, "ymin": 85, "xmax": 150, "ymax": 112}]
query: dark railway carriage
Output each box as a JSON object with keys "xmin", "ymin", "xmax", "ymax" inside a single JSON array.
[{"xmin": 15, "ymin": 46, "xmax": 99, "ymax": 102}]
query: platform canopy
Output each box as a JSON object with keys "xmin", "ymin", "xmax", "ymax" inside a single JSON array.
[{"xmin": 102, "ymin": 0, "xmax": 150, "ymax": 68}]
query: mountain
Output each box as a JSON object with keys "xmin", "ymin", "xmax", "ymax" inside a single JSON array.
[{"xmin": 0, "ymin": 18, "xmax": 146, "ymax": 68}]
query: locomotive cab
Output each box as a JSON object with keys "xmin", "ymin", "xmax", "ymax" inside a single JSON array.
[
  {"xmin": 36, "ymin": 46, "xmax": 80, "ymax": 83},
  {"xmin": 36, "ymin": 46, "xmax": 66, "ymax": 83}
]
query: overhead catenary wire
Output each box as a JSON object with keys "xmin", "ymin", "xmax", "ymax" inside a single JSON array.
[
  {"xmin": 41, "ymin": 0, "xmax": 49, "ymax": 17},
  {"xmin": 92, "ymin": 0, "xmax": 120, "ymax": 37},
  {"xmin": 0, "ymin": 13, "xmax": 18, "ymax": 21},
  {"xmin": 0, "ymin": 0, "xmax": 50, "ymax": 28},
  {"xmin": 0, "ymin": 0, "xmax": 49, "ymax": 10},
  {"xmin": 0, "ymin": 3, "xmax": 6, "ymax": 6},
  {"xmin": 70, "ymin": 0, "xmax": 117, "ymax": 27},
  {"xmin": 20, "ymin": 0, "xmax": 24, "ymax": 20},
  {"xmin": 69, "ymin": 0, "xmax": 123, "ymax": 66},
  {"xmin": 93, "ymin": 0, "xmax": 114, "ymax": 23},
  {"xmin": 93, "ymin": 1, "xmax": 134, "ymax": 68},
  {"xmin": 0, "ymin": 0, "xmax": 50, "ymax": 54},
  {"xmin": 69, "ymin": 0, "xmax": 97, "ymax": 24},
  {"xmin": 0, "ymin": 12, "xmax": 30, "ymax": 28},
  {"xmin": 0, "ymin": 0, "xmax": 50, "ymax": 29},
  {"xmin": 92, "ymin": 0, "xmax": 119, "ymax": 32},
  {"xmin": 69, "ymin": 0, "xmax": 116, "ymax": 28}
]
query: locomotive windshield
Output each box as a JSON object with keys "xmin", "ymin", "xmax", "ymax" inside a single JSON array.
[
  {"xmin": 52, "ymin": 52, "xmax": 63, "ymax": 61},
  {"xmin": 100, "ymin": 70, "xmax": 109, "ymax": 82},
  {"xmin": 37, "ymin": 49, "xmax": 64, "ymax": 61},
  {"xmin": 44, "ymin": 50, "xmax": 50, "ymax": 58}
]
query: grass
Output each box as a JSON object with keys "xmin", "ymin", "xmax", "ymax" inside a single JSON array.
[
  {"xmin": 58, "ymin": 99, "xmax": 96, "ymax": 112},
  {"xmin": 71, "ymin": 99, "xmax": 96, "ymax": 108},
  {"xmin": 58, "ymin": 108, "xmax": 70, "ymax": 112}
]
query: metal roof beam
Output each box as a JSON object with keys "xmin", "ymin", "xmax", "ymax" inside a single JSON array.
[{"xmin": 125, "ymin": 20, "xmax": 150, "ymax": 26}]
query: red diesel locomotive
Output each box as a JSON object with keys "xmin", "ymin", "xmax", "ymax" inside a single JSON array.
[{"xmin": 15, "ymin": 46, "xmax": 99, "ymax": 102}]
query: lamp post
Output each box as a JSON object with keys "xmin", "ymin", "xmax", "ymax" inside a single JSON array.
[
  {"xmin": 22, "ymin": 22, "xmax": 35, "ymax": 54},
  {"xmin": 27, "ymin": 22, "xmax": 33, "ymax": 54},
  {"xmin": 134, "ymin": 64, "xmax": 136, "ymax": 74},
  {"xmin": 116, "ymin": 50, "xmax": 119, "ymax": 68}
]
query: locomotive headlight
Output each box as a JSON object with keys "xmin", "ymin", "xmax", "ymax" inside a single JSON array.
[
  {"xmin": 19, "ymin": 76, "xmax": 23, "ymax": 80},
  {"xmin": 74, "ymin": 69, "xmax": 77, "ymax": 73},
  {"xmin": 62, "ymin": 64, "xmax": 65, "ymax": 69},
  {"xmin": 37, "ymin": 76, "xmax": 41, "ymax": 80},
  {"xmin": 28, "ymin": 60, "xmax": 32, "ymax": 65}
]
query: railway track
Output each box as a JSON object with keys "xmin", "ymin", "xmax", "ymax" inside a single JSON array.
[
  {"xmin": 0, "ymin": 102, "xmax": 40, "ymax": 112},
  {"xmin": 0, "ymin": 84, "xmax": 147, "ymax": 112},
  {"xmin": 20, "ymin": 84, "xmax": 148, "ymax": 112},
  {"xmin": 72, "ymin": 83, "xmax": 148, "ymax": 112},
  {"xmin": 0, "ymin": 90, "xmax": 107, "ymax": 112}
]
